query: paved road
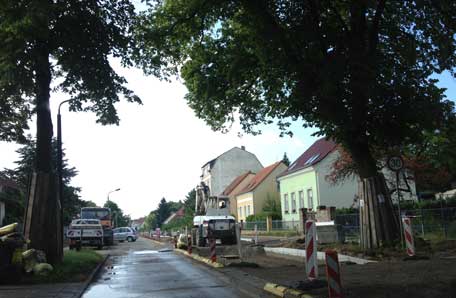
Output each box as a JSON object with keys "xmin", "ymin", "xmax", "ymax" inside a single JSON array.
[{"xmin": 82, "ymin": 238, "xmax": 263, "ymax": 298}]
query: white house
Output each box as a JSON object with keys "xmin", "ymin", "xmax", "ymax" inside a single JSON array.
[{"xmin": 200, "ymin": 146, "xmax": 263, "ymax": 196}]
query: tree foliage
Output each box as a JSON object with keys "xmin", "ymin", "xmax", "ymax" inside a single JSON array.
[
  {"xmin": 136, "ymin": 0, "xmax": 455, "ymax": 178},
  {"xmin": 103, "ymin": 200, "xmax": 131, "ymax": 228},
  {"xmin": 0, "ymin": 0, "xmax": 141, "ymax": 141},
  {"xmin": 0, "ymin": 136, "xmax": 94, "ymax": 225}
]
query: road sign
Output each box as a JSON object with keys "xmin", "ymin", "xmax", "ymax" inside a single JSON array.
[{"xmin": 387, "ymin": 155, "xmax": 404, "ymax": 172}]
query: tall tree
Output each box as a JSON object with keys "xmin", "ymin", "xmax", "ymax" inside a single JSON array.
[
  {"xmin": 282, "ymin": 153, "xmax": 290, "ymax": 167},
  {"xmin": 136, "ymin": 1, "xmax": 456, "ymax": 249},
  {"xmin": 0, "ymin": 1, "xmax": 140, "ymax": 262},
  {"xmin": 156, "ymin": 197, "xmax": 171, "ymax": 227},
  {"xmin": 104, "ymin": 200, "xmax": 130, "ymax": 227},
  {"xmin": 1, "ymin": 137, "xmax": 93, "ymax": 225}
]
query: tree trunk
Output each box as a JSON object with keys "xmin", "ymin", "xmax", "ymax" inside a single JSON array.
[
  {"xmin": 347, "ymin": 140, "xmax": 400, "ymax": 251},
  {"xmin": 23, "ymin": 41, "xmax": 63, "ymax": 264}
]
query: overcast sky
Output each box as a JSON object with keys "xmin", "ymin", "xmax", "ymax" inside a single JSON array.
[
  {"xmin": 0, "ymin": 59, "xmax": 322, "ymax": 219},
  {"xmin": 1, "ymin": 59, "xmax": 455, "ymax": 220}
]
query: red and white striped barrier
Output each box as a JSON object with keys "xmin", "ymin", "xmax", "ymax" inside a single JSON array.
[
  {"xmin": 187, "ymin": 235, "xmax": 192, "ymax": 255},
  {"xmin": 305, "ymin": 220, "xmax": 318, "ymax": 279},
  {"xmin": 325, "ymin": 250, "xmax": 343, "ymax": 298},
  {"xmin": 402, "ymin": 217, "xmax": 415, "ymax": 256},
  {"xmin": 209, "ymin": 238, "xmax": 216, "ymax": 263}
]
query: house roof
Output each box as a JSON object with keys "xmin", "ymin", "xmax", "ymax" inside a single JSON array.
[
  {"xmin": 163, "ymin": 207, "xmax": 185, "ymax": 225},
  {"xmin": 222, "ymin": 171, "xmax": 254, "ymax": 196},
  {"xmin": 132, "ymin": 217, "xmax": 145, "ymax": 225},
  {"xmin": 238, "ymin": 161, "xmax": 283, "ymax": 195},
  {"xmin": 278, "ymin": 138, "xmax": 337, "ymax": 178},
  {"xmin": 0, "ymin": 177, "xmax": 20, "ymax": 191}
]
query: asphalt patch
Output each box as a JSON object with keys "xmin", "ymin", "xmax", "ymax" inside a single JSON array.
[{"xmin": 286, "ymin": 279, "xmax": 327, "ymax": 291}]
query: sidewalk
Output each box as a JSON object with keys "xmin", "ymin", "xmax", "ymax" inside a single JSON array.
[
  {"xmin": 224, "ymin": 251, "xmax": 456, "ymax": 298},
  {"xmin": 0, "ymin": 282, "xmax": 86, "ymax": 298}
]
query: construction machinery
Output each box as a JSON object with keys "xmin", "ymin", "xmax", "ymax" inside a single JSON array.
[
  {"xmin": 67, "ymin": 219, "xmax": 104, "ymax": 250},
  {"xmin": 80, "ymin": 207, "xmax": 114, "ymax": 245},
  {"xmin": 192, "ymin": 182, "xmax": 236, "ymax": 246}
]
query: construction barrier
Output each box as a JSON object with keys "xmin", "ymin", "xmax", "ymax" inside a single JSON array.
[
  {"xmin": 209, "ymin": 237, "xmax": 216, "ymax": 263},
  {"xmin": 305, "ymin": 220, "xmax": 318, "ymax": 279},
  {"xmin": 402, "ymin": 217, "xmax": 415, "ymax": 256},
  {"xmin": 325, "ymin": 250, "xmax": 343, "ymax": 298},
  {"xmin": 187, "ymin": 235, "xmax": 192, "ymax": 255}
]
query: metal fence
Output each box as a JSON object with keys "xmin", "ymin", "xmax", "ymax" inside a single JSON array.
[
  {"xmin": 243, "ymin": 207, "xmax": 456, "ymax": 241},
  {"xmin": 336, "ymin": 207, "xmax": 456, "ymax": 242}
]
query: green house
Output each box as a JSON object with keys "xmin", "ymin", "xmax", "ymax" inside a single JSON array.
[{"xmin": 277, "ymin": 138, "xmax": 358, "ymax": 222}]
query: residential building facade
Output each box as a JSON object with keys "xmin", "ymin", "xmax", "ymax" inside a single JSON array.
[
  {"xmin": 278, "ymin": 138, "xmax": 418, "ymax": 222},
  {"xmin": 200, "ymin": 146, "xmax": 263, "ymax": 196},
  {"xmin": 222, "ymin": 171, "xmax": 256, "ymax": 218},
  {"xmin": 235, "ymin": 161, "xmax": 288, "ymax": 221}
]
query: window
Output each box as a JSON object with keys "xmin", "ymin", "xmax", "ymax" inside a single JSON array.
[
  {"xmin": 299, "ymin": 191, "xmax": 304, "ymax": 209},
  {"xmin": 284, "ymin": 194, "xmax": 289, "ymax": 213},
  {"xmin": 307, "ymin": 189, "xmax": 314, "ymax": 210},
  {"xmin": 247, "ymin": 205, "xmax": 251, "ymax": 216},
  {"xmin": 239, "ymin": 207, "xmax": 242, "ymax": 217},
  {"xmin": 291, "ymin": 192, "xmax": 297, "ymax": 213}
]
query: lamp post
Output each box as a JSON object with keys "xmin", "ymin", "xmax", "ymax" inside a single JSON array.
[
  {"xmin": 107, "ymin": 188, "xmax": 121, "ymax": 202},
  {"xmin": 57, "ymin": 99, "xmax": 71, "ymax": 260},
  {"xmin": 57, "ymin": 100, "xmax": 72, "ymax": 211}
]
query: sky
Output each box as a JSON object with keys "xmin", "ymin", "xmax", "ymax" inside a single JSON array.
[{"xmin": 0, "ymin": 59, "xmax": 320, "ymax": 219}]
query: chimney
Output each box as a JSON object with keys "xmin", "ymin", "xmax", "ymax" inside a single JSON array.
[{"xmin": 241, "ymin": 146, "xmax": 245, "ymax": 150}]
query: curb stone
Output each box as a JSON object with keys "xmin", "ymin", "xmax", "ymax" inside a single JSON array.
[
  {"xmin": 77, "ymin": 254, "xmax": 109, "ymax": 298},
  {"xmin": 264, "ymin": 282, "xmax": 315, "ymax": 298},
  {"xmin": 174, "ymin": 249, "xmax": 224, "ymax": 268}
]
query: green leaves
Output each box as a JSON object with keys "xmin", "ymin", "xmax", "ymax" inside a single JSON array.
[
  {"xmin": 0, "ymin": 0, "xmax": 142, "ymax": 141},
  {"xmin": 138, "ymin": 0, "xmax": 456, "ymax": 160}
]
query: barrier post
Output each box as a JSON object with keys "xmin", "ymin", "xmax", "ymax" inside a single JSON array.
[
  {"xmin": 210, "ymin": 237, "xmax": 217, "ymax": 263},
  {"xmin": 254, "ymin": 224, "xmax": 258, "ymax": 244},
  {"xmin": 305, "ymin": 220, "xmax": 318, "ymax": 279},
  {"xmin": 325, "ymin": 250, "xmax": 343, "ymax": 298},
  {"xmin": 187, "ymin": 234, "xmax": 192, "ymax": 255},
  {"xmin": 402, "ymin": 217, "xmax": 416, "ymax": 256}
]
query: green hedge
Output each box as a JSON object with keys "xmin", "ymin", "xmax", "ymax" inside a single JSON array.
[{"xmin": 245, "ymin": 212, "xmax": 281, "ymax": 222}]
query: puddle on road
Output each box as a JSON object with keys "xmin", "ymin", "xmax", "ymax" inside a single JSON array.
[
  {"xmin": 82, "ymin": 284, "xmax": 140, "ymax": 298},
  {"xmin": 158, "ymin": 248, "xmax": 173, "ymax": 253},
  {"xmin": 133, "ymin": 250, "xmax": 159, "ymax": 255}
]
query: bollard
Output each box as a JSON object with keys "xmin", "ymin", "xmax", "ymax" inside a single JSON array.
[
  {"xmin": 235, "ymin": 223, "xmax": 243, "ymax": 259},
  {"xmin": 325, "ymin": 250, "xmax": 343, "ymax": 298},
  {"xmin": 187, "ymin": 235, "xmax": 192, "ymax": 255},
  {"xmin": 254, "ymin": 224, "xmax": 258, "ymax": 245},
  {"xmin": 402, "ymin": 217, "xmax": 415, "ymax": 256},
  {"xmin": 210, "ymin": 237, "xmax": 216, "ymax": 263},
  {"xmin": 305, "ymin": 220, "xmax": 318, "ymax": 279}
]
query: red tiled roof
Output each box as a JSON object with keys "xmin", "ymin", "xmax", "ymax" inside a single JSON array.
[
  {"xmin": 175, "ymin": 207, "xmax": 185, "ymax": 216},
  {"xmin": 278, "ymin": 138, "xmax": 337, "ymax": 177},
  {"xmin": 132, "ymin": 217, "xmax": 146, "ymax": 224},
  {"xmin": 0, "ymin": 177, "xmax": 20, "ymax": 191},
  {"xmin": 222, "ymin": 171, "xmax": 254, "ymax": 196},
  {"xmin": 238, "ymin": 162, "xmax": 283, "ymax": 195}
]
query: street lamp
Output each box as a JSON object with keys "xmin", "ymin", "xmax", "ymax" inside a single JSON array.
[
  {"xmin": 107, "ymin": 188, "xmax": 121, "ymax": 202},
  {"xmin": 57, "ymin": 99, "xmax": 71, "ymax": 258},
  {"xmin": 57, "ymin": 99, "xmax": 72, "ymax": 211}
]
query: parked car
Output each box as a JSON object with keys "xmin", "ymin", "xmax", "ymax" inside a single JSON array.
[{"xmin": 113, "ymin": 227, "xmax": 137, "ymax": 242}]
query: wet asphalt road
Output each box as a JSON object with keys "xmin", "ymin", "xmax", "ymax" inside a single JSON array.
[{"xmin": 81, "ymin": 238, "xmax": 255, "ymax": 298}]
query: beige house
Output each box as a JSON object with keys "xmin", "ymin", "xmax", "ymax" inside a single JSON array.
[
  {"xmin": 235, "ymin": 161, "xmax": 288, "ymax": 221},
  {"xmin": 222, "ymin": 171, "xmax": 256, "ymax": 218}
]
